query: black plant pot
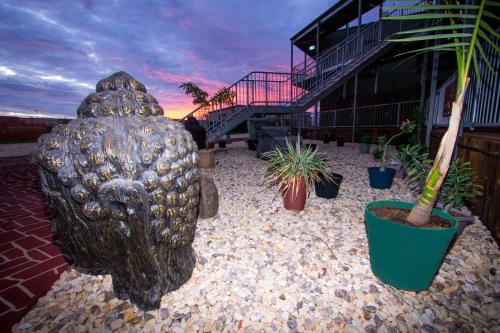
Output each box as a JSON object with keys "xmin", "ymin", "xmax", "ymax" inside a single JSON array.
[
  {"xmin": 368, "ymin": 167, "xmax": 396, "ymax": 189},
  {"xmin": 183, "ymin": 120, "xmax": 206, "ymax": 150},
  {"xmin": 247, "ymin": 139, "xmax": 257, "ymax": 151},
  {"xmin": 359, "ymin": 143, "xmax": 370, "ymax": 154},
  {"xmin": 305, "ymin": 143, "xmax": 317, "ymax": 150},
  {"xmin": 337, "ymin": 139, "xmax": 345, "ymax": 147},
  {"xmin": 315, "ymin": 172, "xmax": 343, "ymax": 199},
  {"xmin": 218, "ymin": 141, "xmax": 226, "ymax": 149}
]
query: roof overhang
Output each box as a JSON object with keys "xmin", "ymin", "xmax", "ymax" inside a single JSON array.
[{"xmin": 291, "ymin": 0, "xmax": 382, "ymax": 55}]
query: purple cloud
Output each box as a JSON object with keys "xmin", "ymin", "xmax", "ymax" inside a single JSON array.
[{"xmin": 0, "ymin": 0, "xmax": 331, "ymax": 119}]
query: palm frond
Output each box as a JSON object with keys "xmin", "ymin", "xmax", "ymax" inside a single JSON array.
[
  {"xmin": 388, "ymin": 33, "xmax": 472, "ymax": 43},
  {"xmin": 384, "ymin": 13, "xmax": 477, "ymax": 20},
  {"xmin": 387, "ymin": 4, "xmax": 479, "ymax": 11},
  {"xmin": 479, "ymin": 20, "xmax": 500, "ymax": 39},
  {"xmin": 482, "ymin": 9, "xmax": 500, "ymax": 21},
  {"xmin": 475, "ymin": 39, "xmax": 495, "ymax": 72},
  {"xmin": 389, "ymin": 43, "xmax": 469, "ymax": 58},
  {"xmin": 472, "ymin": 49, "xmax": 481, "ymax": 82},
  {"xmin": 485, "ymin": 0, "xmax": 500, "ymax": 7},
  {"xmin": 478, "ymin": 29, "xmax": 500, "ymax": 53},
  {"xmin": 394, "ymin": 24, "xmax": 474, "ymax": 35}
]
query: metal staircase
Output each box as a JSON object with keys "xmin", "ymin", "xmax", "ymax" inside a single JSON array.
[{"xmin": 181, "ymin": 3, "xmax": 424, "ymax": 143}]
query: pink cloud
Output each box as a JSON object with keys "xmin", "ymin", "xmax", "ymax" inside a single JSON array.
[{"xmin": 145, "ymin": 68, "xmax": 229, "ymax": 95}]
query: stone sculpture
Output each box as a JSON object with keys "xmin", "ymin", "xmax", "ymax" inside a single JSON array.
[
  {"xmin": 198, "ymin": 173, "xmax": 219, "ymax": 219},
  {"xmin": 34, "ymin": 72, "xmax": 200, "ymax": 309}
]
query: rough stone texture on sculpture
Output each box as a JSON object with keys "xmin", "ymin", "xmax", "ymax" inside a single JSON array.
[
  {"xmin": 198, "ymin": 173, "xmax": 219, "ymax": 219},
  {"xmin": 33, "ymin": 72, "xmax": 200, "ymax": 309}
]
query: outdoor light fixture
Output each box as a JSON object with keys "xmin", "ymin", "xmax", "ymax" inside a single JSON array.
[{"xmin": 308, "ymin": 45, "xmax": 316, "ymax": 51}]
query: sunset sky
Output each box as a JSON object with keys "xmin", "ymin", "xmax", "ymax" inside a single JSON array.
[{"xmin": 0, "ymin": 0, "xmax": 331, "ymax": 119}]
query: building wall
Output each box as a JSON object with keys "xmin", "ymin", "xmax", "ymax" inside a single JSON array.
[
  {"xmin": 430, "ymin": 128, "xmax": 500, "ymax": 243},
  {"xmin": 299, "ymin": 126, "xmax": 500, "ymax": 243},
  {"xmin": 320, "ymin": 55, "xmax": 423, "ymax": 110},
  {"xmin": 0, "ymin": 117, "xmax": 70, "ymax": 142}
]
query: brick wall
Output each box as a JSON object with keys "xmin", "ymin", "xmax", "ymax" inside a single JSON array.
[{"xmin": 0, "ymin": 117, "xmax": 71, "ymax": 142}]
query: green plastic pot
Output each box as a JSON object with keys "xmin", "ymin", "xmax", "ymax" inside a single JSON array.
[{"xmin": 365, "ymin": 200, "xmax": 457, "ymax": 291}]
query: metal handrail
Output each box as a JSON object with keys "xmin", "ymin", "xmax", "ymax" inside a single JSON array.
[
  {"xmin": 181, "ymin": 1, "xmax": 427, "ymax": 140},
  {"xmin": 284, "ymin": 100, "xmax": 421, "ymax": 129},
  {"xmin": 291, "ymin": 1, "xmax": 426, "ymax": 74}
]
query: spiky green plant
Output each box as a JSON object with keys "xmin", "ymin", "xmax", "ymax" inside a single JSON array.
[
  {"xmin": 378, "ymin": 120, "xmax": 416, "ymax": 170},
  {"xmin": 263, "ymin": 138, "xmax": 333, "ymax": 198},
  {"xmin": 398, "ymin": 143, "xmax": 433, "ymax": 194},
  {"xmin": 440, "ymin": 159, "xmax": 483, "ymax": 212},
  {"xmin": 384, "ymin": 0, "xmax": 499, "ymax": 225},
  {"xmin": 373, "ymin": 135, "xmax": 386, "ymax": 160},
  {"xmin": 399, "ymin": 146, "xmax": 482, "ymax": 212}
]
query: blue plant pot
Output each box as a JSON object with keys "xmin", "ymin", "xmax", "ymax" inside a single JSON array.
[{"xmin": 368, "ymin": 167, "xmax": 396, "ymax": 189}]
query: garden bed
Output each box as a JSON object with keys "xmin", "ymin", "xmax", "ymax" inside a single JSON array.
[{"xmin": 13, "ymin": 143, "xmax": 499, "ymax": 332}]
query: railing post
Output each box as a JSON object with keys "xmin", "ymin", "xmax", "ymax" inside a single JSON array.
[
  {"xmin": 341, "ymin": 47, "xmax": 345, "ymax": 74},
  {"xmin": 361, "ymin": 34, "xmax": 364, "ymax": 59},
  {"xmin": 333, "ymin": 110, "xmax": 337, "ymax": 128},
  {"xmin": 246, "ymin": 79, "xmax": 249, "ymax": 106},
  {"xmin": 396, "ymin": 102, "xmax": 401, "ymax": 126},
  {"xmin": 265, "ymin": 72, "xmax": 268, "ymax": 106}
]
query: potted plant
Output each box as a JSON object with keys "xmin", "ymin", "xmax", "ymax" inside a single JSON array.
[
  {"xmin": 365, "ymin": 0, "xmax": 498, "ymax": 291},
  {"xmin": 358, "ymin": 132, "xmax": 371, "ymax": 154},
  {"xmin": 368, "ymin": 121, "xmax": 415, "ymax": 189},
  {"xmin": 336, "ymin": 135, "xmax": 345, "ymax": 147},
  {"xmin": 305, "ymin": 143, "xmax": 317, "ymax": 150},
  {"xmin": 399, "ymin": 145, "xmax": 482, "ymax": 235},
  {"xmin": 314, "ymin": 171, "xmax": 343, "ymax": 199},
  {"xmin": 264, "ymin": 138, "xmax": 332, "ymax": 211},
  {"xmin": 372, "ymin": 135, "xmax": 385, "ymax": 160},
  {"xmin": 401, "ymin": 146, "xmax": 482, "ymax": 236},
  {"xmin": 398, "ymin": 143, "xmax": 432, "ymax": 189},
  {"xmin": 247, "ymin": 138, "xmax": 257, "ymax": 151},
  {"xmin": 323, "ymin": 133, "xmax": 332, "ymax": 144}
]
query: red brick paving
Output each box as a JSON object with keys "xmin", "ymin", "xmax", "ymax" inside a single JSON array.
[{"xmin": 0, "ymin": 156, "xmax": 69, "ymax": 332}]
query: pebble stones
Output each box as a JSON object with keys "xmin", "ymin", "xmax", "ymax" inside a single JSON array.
[{"xmin": 13, "ymin": 143, "xmax": 500, "ymax": 332}]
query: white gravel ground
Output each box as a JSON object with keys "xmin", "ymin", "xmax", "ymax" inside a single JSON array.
[{"xmin": 14, "ymin": 142, "xmax": 500, "ymax": 333}]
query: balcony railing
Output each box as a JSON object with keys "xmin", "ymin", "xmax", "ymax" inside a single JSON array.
[{"xmin": 283, "ymin": 100, "xmax": 421, "ymax": 129}]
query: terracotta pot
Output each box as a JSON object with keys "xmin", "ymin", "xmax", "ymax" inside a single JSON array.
[
  {"xmin": 283, "ymin": 177, "xmax": 307, "ymax": 211},
  {"xmin": 198, "ymin": 149, "xmax": 215, "ymax": 168}
]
